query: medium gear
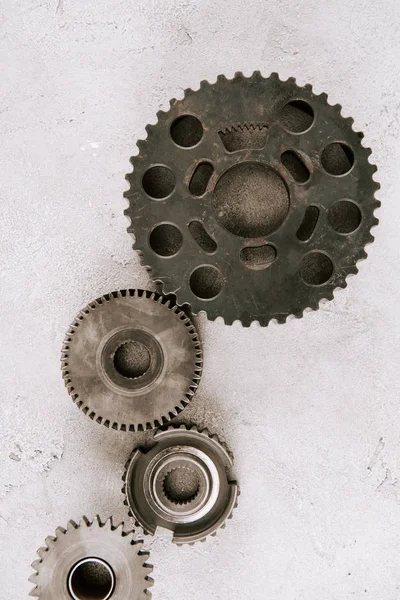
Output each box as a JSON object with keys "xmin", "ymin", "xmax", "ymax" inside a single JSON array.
[
  {"xmin": 61, "ymin": 290, "xmax": 202, "ymax": 431},
  {"xmin": 122, "ymin": 424, "xmax": 238, "ymax": 545},
  {"xmin": 29, "ymin": 515, "xmax": 153, "ymax": 599},
  {"xmin": 124, "ymin": 71, "xmax": 380, "ymax": 326}
]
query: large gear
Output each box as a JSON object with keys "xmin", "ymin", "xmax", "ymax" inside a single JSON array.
[
  {"xmin": 29, "ymin": 515, "xmax": 153, "ymax": 599},
  {"xmin": 122, "ymin": 424, "xmax": 238, "ymax": 545},
  {"xmin": 61, "ymin": 290, "xmax": 202, "ymax": 431},
  {"xmin": 124, "ymin": 71, "xmax": 380, "ymax": 326}
]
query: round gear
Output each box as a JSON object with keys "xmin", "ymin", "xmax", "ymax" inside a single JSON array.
[
  {"xmin": 61, "ymin": 290, "xmax": 202, "ymax": 431},
  {"xmin": 124, "ymin": 71, "xmax": 380, "ymax": 326},
  {"xmin": 122, "ymin": 424, "xmax": 238, "ymax": 545},
  {"xmin": 29, "ymin": 515, "xmax": 153, "ymax": 599}
]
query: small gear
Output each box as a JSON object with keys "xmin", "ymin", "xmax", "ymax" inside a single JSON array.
[
  {"xmin": 29, "ymin": 515, "xmax": 153, "ymax": 599},
  {"xmin": 122, "ymin": 424, "xmax": 238, "ymax": 545},
  {"xmin": 124, "ymin": 71, "xmax": 380, "ymax": 326},
  {"xmin": 61, "ymin": 290, "xmax": 202, "ymax": 431}
]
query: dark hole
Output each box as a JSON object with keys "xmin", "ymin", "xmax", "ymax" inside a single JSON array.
[
  {"xmin": 69, "ymin": 558, "xmax": 114, "ymax": 600},
  {"xmin": 300, "ymin": 252, "xmax": 333, "ymax": 286},
  {"xmin": 163, "ymin": 467, "xmax": 200, "ymax": 504},
  {"xmin": 188, "ymin": 221, "xmax": 217, "ymax": 254},
  {"xmin": 240, "ymin": 244, "xmax": 276, "ymax": 270},
  {"xmin": 281, "ymin": 150, "xmax": 310, "ymax": 183},
  {"xmin": 189, "ymin": 265, "xmax": 224, "ymax": 299},
  {"xmin": 212, "ymin": 162, "xmax": 289, "ymax": 238},
  {"xmin": 296, "ymin": 206, "xmax": 320, "ymax": 241},
  {"xmin": 328, "ymin": 200, "xmax": 361, "ymax": 234},
  {"xmin": 218, "ymin": 124, "xmax": 268, "ymax": 152},
  {"xmin": 170, "ymin": 115, "xmax": 203, "ymax": 148},
  {"xmin": 280, "ymin": 100, "xmax": 314, "ymax": 133},
  {"xmin": 189, "ymin": 162, "xmax": 214, "ymax": 196},
  {"xmin": 321, "ymin": 143, "xmax": 354, "ymax": 176},
  {"xmin": 142, "ymin": 165, "xmax": 175, "ymax": 199},
  {"xmin": 113, "ymin": 341, "xmax": 151, "ymax": 379},
  {"xmin": 149, "ymin": 223, "xmax": 183, "ymax": 256}
]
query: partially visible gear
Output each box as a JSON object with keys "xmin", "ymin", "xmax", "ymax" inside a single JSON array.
[
  {"xmin": 122, "ymin": 424, "xmax": 238, "ymax": 545},
  {"xmin": 61, "ymin": 290, "xmax": 202, "ymax": 431},
  {"xmin": 29, "ymin": 515, "xmax": 153, "ymax": 599},
  {"xmin": 124, "ymin": 71, "xmax": 380, "ymax": 326}
]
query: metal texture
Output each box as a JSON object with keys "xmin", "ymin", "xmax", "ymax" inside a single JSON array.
[
  {"xmin": 61, "ymin": 290, "xmax": 202, "ymax": 431},
  {"xmin": 122, "ymin": 425, "xmax": 238, "ymax": 544},
  {"xmin": 29, "ymin": 515, "xmax": 153, "ymax": 599},
  {"xmin": 124, "ymin": 71, "xmax": 380, "ymax": 326}
]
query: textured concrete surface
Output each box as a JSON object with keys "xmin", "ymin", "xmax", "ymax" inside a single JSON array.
[{"xmin": 1, "ymin": 0, "xmax": 400, "ymax": 598}]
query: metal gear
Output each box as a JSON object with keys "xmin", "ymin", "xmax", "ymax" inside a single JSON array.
[
  {"xmin": 122, "ymin": 424, "xmax": 238, "ymax": 545},
  {"xmin": 124, "ymin": 71, "xmax": 380, "ymax": 326},
  {"xmin": 29, "ymin": 515, "xmax": 153, "ymax": 599},
  {"xmin": 61, "ymin": 290, "xmax": 202, "ymax": 431}
]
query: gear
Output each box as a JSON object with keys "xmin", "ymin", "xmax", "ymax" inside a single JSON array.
[
  {"xmin": 122, "ymin": 424, "xmax": 238, "ymax": 545},
  {"xmin": 61, "ymin": 290, "xmax": 202, "ymax": 431},
  {"xmin": 124, "ymin": 71, "xmax": 380, "ymax": 326},
  {"xmin": 29, "ymin": 515, "xmax": 153, "ymax": 599}
]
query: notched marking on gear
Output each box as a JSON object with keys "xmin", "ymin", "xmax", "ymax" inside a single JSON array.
[{"xmin": 218, "ymin": 123, "xmax": 268, "ymax": 151}]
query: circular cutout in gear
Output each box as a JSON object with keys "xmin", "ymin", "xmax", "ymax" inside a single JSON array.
[
  {"xmin": 28, "ymin": 515, "xmax": 153, "ymax": 600},
  {"xmin": 123, "ymin": 425, "xmax": 238, "ymax": 544},
  {"xmin": 61, "ymin": 290, "xmax": 202, "ymax": 431},
  {"xmin": 125, "ymin": 72, "xmax": 380, "ymax": 326}
]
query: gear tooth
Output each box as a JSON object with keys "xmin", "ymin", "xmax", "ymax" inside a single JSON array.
[
  {"xmin": 29, "ymin": 585, "xmax": 40, "ymax": 597},
  {"xmin": 67, "ymin": 519, "xmax": 78, "ymax": 531},
  {"xmin": 45, "ymin": 535, "xmax": 57, "ymax": 548},
  {"xmin": 28, "ymin": 573, "xmax": 38, "ymax": 585},
  {"xmin": 31, "ymin": 559, "xmax": 41, "ymax": 572},
  {"xmin": 269, "ymin": 72, "xmax": 279, "ymax": 81},
  {"xmin": 217, "ymin": 74, "xmax": 227, "ymax": 83},
  {"xmin": 55, "ymin": 526, "xmax": 66, "ymax": 537},
  {"xmin": 199, "ymin": 79, "xmax": 209, "ymax": 90},
  {"xmin": 80, "ymin": 516, "xmax": 92, "ymax": 528},
  {"xmin": 37, "ymin": 546, "xmax": 48, "ymax": 559}
]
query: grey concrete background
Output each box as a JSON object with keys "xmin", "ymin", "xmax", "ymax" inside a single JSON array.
[{"xmin": 1, "ymin": 0, "xmax": 400, "ymax": 598}]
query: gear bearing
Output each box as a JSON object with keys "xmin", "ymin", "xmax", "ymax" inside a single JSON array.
[
  {"xmin": 124, "ymin": 71, "xmax": 380, "ymax": 326},
  {"xmin": 61, "ymin": 290, "xmax": 202, "ymax": 431},
  {"xmin": 29, "ymin": 515, "xmax": 153, "ymax": 599},
  {"xmin": 122, "ymin": 424, "xmax": 238, "ymax": 544}
]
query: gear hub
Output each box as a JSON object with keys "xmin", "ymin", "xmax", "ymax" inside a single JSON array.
[
  {"xmin": 124, "ymin": 72, "xmax": 380, "ymax": 326},
  {"xmin": 122, "ymin": 425, "xmax": 238, "ymax": 544},
  {"xmin": 61, "ymin": 290, "xmax": 202, "ymax": 431},
  {"xmin": 29, "ymin": 515, "xmax": 153, "ymax": 599}
]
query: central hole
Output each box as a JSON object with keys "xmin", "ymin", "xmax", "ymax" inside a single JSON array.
[
  {"xmin": 163, "ymin": 467, "xmax": 201, "ymax": 505},
  {"xmin": 69, "ymin": 558, "xmax": 114, "ymax": 600},
  {"xmin": 212, "ymin": 162, "xmax": 290, "ymax": 238},
  {"xmin": 113, "ymin": 341, "xmax": 151, "ymax": 379}
]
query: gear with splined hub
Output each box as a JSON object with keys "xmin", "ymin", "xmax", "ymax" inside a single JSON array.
[
  {"xmin": 124, "ymin": 71, "xmax": 380, "ymax": 326},
  {"xmin": 122, "ymin": 424, "xmax": 238, "ymax": 545},
  {"xmin": 29, "ymin": 515, "xmax": 153, "ymax": 600}
]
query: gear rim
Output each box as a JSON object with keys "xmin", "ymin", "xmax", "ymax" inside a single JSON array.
[
  {"xmin": 124, "ymin": 71, "xmax": 380, "ymax": 326},
  {"xmin": 61, "ymin": 290, "xmax": 202, "ymax": 431},
  {"xmin": 122, "ymin": 424, "xmax": 238, "ymax": 545},
  {"xmin": 28, "ymin": 515, "xmax": 153, "ymax": 599}
]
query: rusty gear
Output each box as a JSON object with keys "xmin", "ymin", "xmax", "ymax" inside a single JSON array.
[{"xmin": 124, "ymin": 72, "xmax": 380, "ymax": 326}]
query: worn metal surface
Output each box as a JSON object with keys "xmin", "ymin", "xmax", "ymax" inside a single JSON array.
[
  {"xmin": 125, "ymin": 72, "xmax": 380, "ymax": 326},
  {"xmin": 123, "ymin": 425, "xmax": 238, "ymax": 544},
  {"xmin": 29, "ymin": 515, "xmax": 153, "ymax": 599},
  {"xmin": 61, "ymin": 290, "xmax": 202, "ymax": 431}
]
